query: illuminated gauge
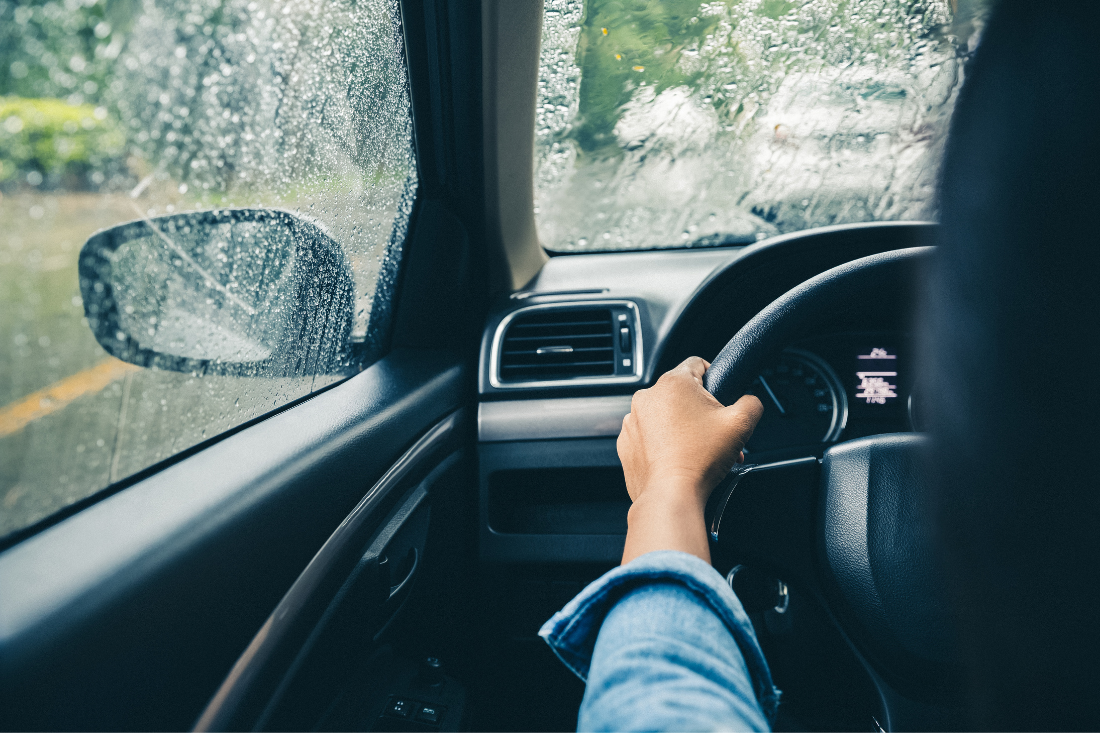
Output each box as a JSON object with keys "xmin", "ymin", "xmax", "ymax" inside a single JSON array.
[{"xmin": 745, "ymin": 348, "xmax": 848, "ymax": 454}]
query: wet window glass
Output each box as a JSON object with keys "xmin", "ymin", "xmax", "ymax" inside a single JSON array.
[
  {"xmin": 536, "ymin": 0, "xmax": 989, "ymax": 251},
  {"xmin": 0, "ymin": 0, "xmax": 417, "ymax": 540}
]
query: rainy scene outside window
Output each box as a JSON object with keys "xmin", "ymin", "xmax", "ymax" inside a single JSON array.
[
  {"xmin": 536, "ymin": 0, "xmax": 989, "ymax": 251},
  {"xmin": 0, "ymin": 0, "xmax": 417, "ymax": 540}
]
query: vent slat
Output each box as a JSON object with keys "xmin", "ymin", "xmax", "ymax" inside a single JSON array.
[
  {"xmin": 501, "ymin": 363, "xmax": 613, "ymax": 376},
  {"xmin": 500, "ymin": 354, "xmax": 616, "ymax": 363},
  {"xmin": 498, "ymin": 306, "xmax": 617, "ymax": 382},
  {"xmin": 508, "ymin": 319, "xmax": 610, "ymax": 329},
  {"xmin": 503, "ymin": 333, "xmax": 612, "ymax": 343},
  {"xmin": 502, "ymin": 362, "xmax": 614, "ymax": 372},
  {"xmin": 502, "ymin": 346, "xmax": 613, "ymax": 356},
  {"xmin": 504, "ymin": 349, "xmax": 614, "ymax": 360}
]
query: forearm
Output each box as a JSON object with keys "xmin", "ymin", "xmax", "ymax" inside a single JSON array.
[
  {"xmin": 622, "ymin": 484, "xmax": 711, "ymax": 565},
  {"xmin": 539, "ymin": 551, "xmax": 778, "ymax": 732},
  {"xmin": 580, "ymin": 580, "xmax": 769, "ymax": 732}
]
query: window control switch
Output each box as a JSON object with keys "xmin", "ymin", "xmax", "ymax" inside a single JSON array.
[
  {"xmin": 416, "ymin": 704, "xmax": 444, "ymax": 724},
  {"xmin": 385, "ymin": 697, "xmax": 414, "ymax": 718}
]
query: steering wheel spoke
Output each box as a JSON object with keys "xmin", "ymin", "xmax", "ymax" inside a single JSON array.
[{"xmin": 707, "ymin": 456, "xmax": 820, "ymax": 586}]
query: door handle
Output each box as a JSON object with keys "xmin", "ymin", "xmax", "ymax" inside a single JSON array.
[{"xmin": 387, "ymin": 547, "xmax": 419, "ymax": 600}]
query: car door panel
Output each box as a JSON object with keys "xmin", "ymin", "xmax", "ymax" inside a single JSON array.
[
  {"xmin": 0, "ymin": 348, "xmax": 467, "ymax": 731},
  {"xmin": 196, "ymin": 424, "xmax": 465, "ymax": 731}
]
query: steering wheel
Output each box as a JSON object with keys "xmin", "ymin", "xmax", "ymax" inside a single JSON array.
[{"xmin": 701, "ymin": 247, "xmax": 960, "ymax": 731}]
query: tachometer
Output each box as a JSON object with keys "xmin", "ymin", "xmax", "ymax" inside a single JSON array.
[{"xmin": 746, "ymin": 349, "xmax": 847, "ymax": 454}]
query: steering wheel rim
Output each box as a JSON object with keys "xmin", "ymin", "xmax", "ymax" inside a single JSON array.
[
  {"xmin": 701, "ymin": 247, "xmax": 964, "ymax": 730},
  {"xmin": 703, "ymin": 247, "xmax": 933, "ymax": 406}
]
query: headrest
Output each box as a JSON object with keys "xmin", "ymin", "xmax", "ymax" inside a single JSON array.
[{"xmin": 927, "ymin": 0, "xmax": 1100, "ymax": 727}]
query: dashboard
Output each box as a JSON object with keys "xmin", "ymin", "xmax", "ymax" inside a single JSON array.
[{"xmin": 476, "ymin": 222, "xmax": 932, "ymax": 564}]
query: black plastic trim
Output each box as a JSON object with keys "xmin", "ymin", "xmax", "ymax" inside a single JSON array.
[
  {"xmin": 390, "ymin": 0, "xmax": 489, "ymax": 354},
  {"xmin": 478, "ymin": 438, "xmax": 627, "ymax": 564}
]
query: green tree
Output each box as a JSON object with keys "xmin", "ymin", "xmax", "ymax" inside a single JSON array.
[
  {"xmin": 0, "ymin": 0, "xmax": 137, "ymax": 101},
  {"xmin": 572, "ymin": 0, "xmax": 723, "ymax": 156},
  {"xmin": 0, "ymin": 96, "xmax": 124, "ymax": 186}
]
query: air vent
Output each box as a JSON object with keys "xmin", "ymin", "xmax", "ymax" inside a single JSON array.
[{"xmin": 493, "ymin": 302, "xmax": 641, "ymax": 386}]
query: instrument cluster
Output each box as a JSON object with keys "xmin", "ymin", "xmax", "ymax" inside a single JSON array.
[{"xmin": 745, "ymin": 331, "xmax": 916, "ymax": 460}]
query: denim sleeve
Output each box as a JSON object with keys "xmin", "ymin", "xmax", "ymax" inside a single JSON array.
[{"xmin": 539, "ymin": 551, "xmax": 779, "ymax": 732}]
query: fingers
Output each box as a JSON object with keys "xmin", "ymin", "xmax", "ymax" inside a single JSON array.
[
  {"xmin": 674, "ymin": 356, "xmax": 708, "ymax": 382},
  {"xmin": 620, "ymin": 409, "xmax": 636, "ymax": 438},
  {"xmin": 651, "ymin": 357, "xmax": 725, "ymax": 410},
  {"xmin": 616, "ymin": 412, "xmax": 632, "ymax": 464},
  {"xmin": 618, "ymin": 410, "xmax": 635, "ymax": 444}
]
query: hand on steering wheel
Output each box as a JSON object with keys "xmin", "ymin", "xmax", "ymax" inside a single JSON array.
[{"xmin": 617, "ymin": 356, "xmax": 763, "ymax": 565}]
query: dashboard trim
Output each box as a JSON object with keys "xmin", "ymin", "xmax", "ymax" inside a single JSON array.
[{"xmin": 478, "ymin": 395, "xmax": 632, "ymax": 442}]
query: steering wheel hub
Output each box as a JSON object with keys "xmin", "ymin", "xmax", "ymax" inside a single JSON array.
[{"xmin": 820, "ymin": 434, "xmax": 958, "ymax": 691}]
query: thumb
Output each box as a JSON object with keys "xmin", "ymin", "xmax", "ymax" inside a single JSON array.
[{"xmin": 718, "ymin": 394, "xmax": 764, "ymax": 448}]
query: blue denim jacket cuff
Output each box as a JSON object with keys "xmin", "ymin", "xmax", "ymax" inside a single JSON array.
[{"xmin": 538, "ymin": 550, "xmax": 781, "ymax": 722}]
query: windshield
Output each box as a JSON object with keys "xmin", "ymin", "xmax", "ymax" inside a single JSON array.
[{"xmin": 535, "ymin": 0, "xmax": 988, "ymax": 252}]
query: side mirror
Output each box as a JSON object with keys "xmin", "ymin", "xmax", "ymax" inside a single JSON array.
[{"xmin": 78, "ymin": 208, "xmax": 355, "ymax": 376}]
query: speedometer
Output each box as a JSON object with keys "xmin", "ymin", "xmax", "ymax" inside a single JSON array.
[{"xmin": 745, "ymin": 349, "xmax": 847, "ymax": 454}]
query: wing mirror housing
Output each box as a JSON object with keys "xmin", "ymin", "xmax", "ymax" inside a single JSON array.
[{"xmin": 78, "ymin": 208, "xmax": 355, "ymax": 377}]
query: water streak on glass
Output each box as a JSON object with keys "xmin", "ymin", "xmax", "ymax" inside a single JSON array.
[
  {"xmin": 0, "ymin": 0, "xmax": 416, "ymax": 539},
  {"xmin": 536, "ymin": 0, "xmax": 988, "ymax": 252}
]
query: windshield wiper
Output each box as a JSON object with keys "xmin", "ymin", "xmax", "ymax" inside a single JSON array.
[{"xmin": 689, "ymin": 232, "xmax": 761, "ymax": 248}]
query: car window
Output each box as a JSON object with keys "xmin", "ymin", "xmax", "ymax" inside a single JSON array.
[
  {"xmin": 535, "ymin": 0, "xmax": 989, "ymax": 252},
  {"xmin": 0, "ymin": 0, "xmax": 416, "ymax": 541}
]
